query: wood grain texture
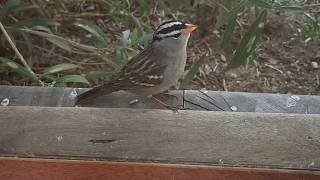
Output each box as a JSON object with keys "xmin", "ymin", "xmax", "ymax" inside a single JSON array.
[
  {"xmin": 0, "ymin": 106, "xmax": 319, "ymax": 170},
  {"xmin": 1, "ymin": 85, "xmax": 320, "ymax": 113},
  {"xmin": 184, "ymin": 90, "xmax": 320, "ymax": 114},
  {"xmin": 1, "ymin": 158, "xmax": 319, "ymax": 180},
  {"xmin": 0, "ymin": 85, "xmax": 182, "ymax": 108}
]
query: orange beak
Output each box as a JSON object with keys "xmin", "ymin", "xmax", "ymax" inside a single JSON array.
[{"xmin": 186, "ymin": 23, "xmax": 197, "ymax": 33}]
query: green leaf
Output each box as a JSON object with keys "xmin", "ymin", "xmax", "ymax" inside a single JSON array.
[
  {"xmin": 137, "ymin": 0, "xmax": 150, "ymax": 15},
  {"xmin": 191, "ymin": 0, "xmax": 200, "ymax": 8},
  {"xmin": 115, "ymin": 46, "xmax": 128, "ymax": 65},
  {"xmin": 275, "ymin": 6, "xmax": 304, "ymax": 13},
  {"xmin": 74, "ymin": 20, "xmax": 108, "ymax": 47},
  {"xmin": 250, "ymin": 0, "xmax": 272, "ymax": 9},
  {"xmin": 41, "ymin": 63, "xmax": 80, "ymax": 77},
  {"xmin": 226, "ymin": 9, "xmax": 267, "ymax": 70},
  {"xmin": 0, "ymin": 0, "xmax": 40, "ymax": 20},
  {"xmin": 41, "ymin": 74, "xmax": 56, "ymax": 82},
  {"xmin": 0, "ymin": 28, "xmax": 16, "ymax": 48},
  {"xmin": 56, "ymin": 75, "xmax": 90, "ymax": 85},
  {"xmin": 21, "ymin": 28, "xmax": 99, "ymax": 54},
  {"xmin": 130, "ymin": 27, "xmax": 140, "ymax": 46},
  {"xmin": 0, "ymin": 57, "xmax": 39, "ymax": 82},
  {"xmin": 157, "ymin": 0, "xmax": 172, "ymax": 14},
  {"xmin": 31, "ymin": 25, "xmax": 53, "ymax": 33},
  {"xmin": 10, "ymin": 4, "xmax": 39, "ymax": 14},
  {"xmin": 179, "ymin": 54, "xmax": 208, "ymax": 90},
  {"xmin": 0, "ymin": 0, "xmax": 20, "ymax": 21},
  {"xmin": 9, "ymin": 18, "xmax": 59, "ymax": 29},
  {"xmin": 21, "ymin": 32, "xmax": 33, "ymax": 55},
  {"xmin": 215, "ymin": 0, "xmax": 250, "ymax": 29},
  {"xmin": 85, "ymin": 70, "xmax": 113, "ymax": 80},
  {"xmin": 221, "ymin": 17, "xmax": 237, "ymax": 48}
]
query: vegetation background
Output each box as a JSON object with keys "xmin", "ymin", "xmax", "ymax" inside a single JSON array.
[{"xmin": 0, "ymin": 0, "xmax": 319, "ymax": 95}]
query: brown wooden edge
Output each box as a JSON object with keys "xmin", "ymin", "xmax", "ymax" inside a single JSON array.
[{"xmin": 0, "ymin": 157, "xmax": 319, "ymax": 180}]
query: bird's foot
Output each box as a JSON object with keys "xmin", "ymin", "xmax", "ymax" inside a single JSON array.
[{"xmin": 150, "ymin": 95, "xmax": 186, "ymax": 112}]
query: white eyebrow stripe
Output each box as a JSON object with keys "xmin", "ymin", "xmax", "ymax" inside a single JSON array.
[
  {"xmin": 157, "ymin": 21, "xmax": 183, "ymax": 32},
  {"xmin": 157, "ymin": 30, "xmax": 182, "ymax": 37}
]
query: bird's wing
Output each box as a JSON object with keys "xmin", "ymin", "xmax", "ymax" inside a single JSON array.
[
  {"xmin": 110, "ymin": 45, "xmax": 166, "ymax": 90},
  {"xmin": 76, "ymin": 45, "xmax": 166, "ymax": 106}
]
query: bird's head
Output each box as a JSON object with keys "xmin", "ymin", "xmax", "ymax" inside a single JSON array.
[{"xmin": 153, "ymin": 20, "xmax": 197, "ymax": 42}]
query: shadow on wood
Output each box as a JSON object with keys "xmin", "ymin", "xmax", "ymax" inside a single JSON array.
[{"xmin": 1, "ymin": 85, "xmax": 320, "ymax": 114}]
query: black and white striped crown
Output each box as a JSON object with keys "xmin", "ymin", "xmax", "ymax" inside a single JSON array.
[{"xmin": 153, "ymin": 20, "xmax": 186, "ymax": 41}]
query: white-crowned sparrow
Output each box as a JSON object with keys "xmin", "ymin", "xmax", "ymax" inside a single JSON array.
[{"xmin": 76, "ymin": 20, "xmax": 197, "ymax": 106}]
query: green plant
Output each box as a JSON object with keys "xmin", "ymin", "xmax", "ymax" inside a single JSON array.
[
  {"xmin": 0, "ymin": 0, "xmax": 91, "ymax": 87},
  {"xmin": 0, "ymin": 0, "xmax": 311, "ymax": 90},
  {"xmin": 297, "ymin": 12, "xmax": 320, "ymax": 43},
  {"xmin": 216, "ymin": 0, "xmax": 304, "ymax": 70}
]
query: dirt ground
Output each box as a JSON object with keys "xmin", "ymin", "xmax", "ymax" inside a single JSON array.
[
  {"xmin": 1, "ymin": 2, "xmax": 319, "ymax": 95},
  {"xmin": 192, "ymin": 13, "xmax": 320, "ymax": 95}
]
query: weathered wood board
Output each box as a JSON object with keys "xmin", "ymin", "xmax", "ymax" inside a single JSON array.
[
  {"xmin": 1, "ymin": 158, "xmax": 319, "ymax": 180},
  {"xmin": 0, "ymin": 106, "xmax": 319, "ymax": 170},
  {"xmin": 0, "ymin": 85, "xmax": 182, "ymax": 108},
  {"xmin": 1, "ymin": 85, "xmax": 320, "ymax": 114},
  {"xmin": 184, "ymin": 90, "xmax": 320, "ymax": 114}
]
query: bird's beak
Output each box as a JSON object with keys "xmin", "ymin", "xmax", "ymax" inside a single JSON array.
[{"xmin": 186, "ymin": 24, "xmax": 197, "ymax": 33}]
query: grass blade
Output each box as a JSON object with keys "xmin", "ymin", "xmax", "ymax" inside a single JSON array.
[
  {"xmin": 226, "ymin": 9, "xmax": 267, "ymax": 71},
  {"xmin": 179, "ymin": 54, "xmax": 207, "ymax": 90},
  {"xmin": 56, "ymin": 75, "xmax": 90, "ymax": 85},
  {"xmin": 0, "ymin": 0, "xmax": 20, "ymax": 21},
  {"xmin": 215, "ymin": 0, "xmax": 249, "ymax": 29},
  {"xmin": 74, "ymin": 20, "xmax": 108, "ymax": 47},
  {"xmin": 0, "ymin": 57, "xmax": 39, "ymax": 82},
  {"xmin": 41, "ymin": 63, "xmax": 80, "ymax": 77},
  {"xmin": 9, "ymin": 18, "xmax": 59, "ymax": 29},
  {"xmin": 221, "ymin": 17, "xmax": 237, "ymax": 48},
  {"xmin": 85, "ymin": 70, "xmax": 113, "ymax": 80}
]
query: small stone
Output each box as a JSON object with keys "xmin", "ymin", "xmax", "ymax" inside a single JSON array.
[
  {"xmin": 85, "ymin": 5, "xmax": 95, "ymax": 11},
  {"xmin": 220, "ymin": 54, "xmax": 227, "ymax": 62},
  {"xmin": 85, "ymin": 34, "xmax": 93, "ymax": 38},
  {"xmin": 229, "ymin": 73, "xmax": 238, "ymax": 78},
  {"xmin": 286, "ymin": 71, "xmax": 292, "ymax": 75},
  {"xmin": 311, "ymin": 61, "xmax": 319, "ymax": 69},
  {"xmin": 203, "ymin": 64, "xmax": 213, "ymax": 75}
]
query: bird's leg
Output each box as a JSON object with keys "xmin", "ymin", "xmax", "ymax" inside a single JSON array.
[
  {"xmin": 150, "ymin": 95, "xmax": 179, "ymax": 111},
  {"xmin": 150, "ymin": 93, "xmax": 189, "ymax": 111},
  {"xmin": 157, "ymin": 91, "xmax": 179, "ymax": 100}
]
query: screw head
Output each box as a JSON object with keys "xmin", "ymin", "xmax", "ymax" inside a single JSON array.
[
  {"xmin": 1, "ymin": 98, "xmax": 10, "ymax": 106},
  {"xmin": 230, "ymin": 106, "xmax": 238, "ymax": 111}
]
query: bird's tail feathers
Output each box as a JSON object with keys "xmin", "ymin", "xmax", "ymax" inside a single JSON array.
[{"xmin": 75, "ymin": 85, "xmax": 118, "ymax": 106}]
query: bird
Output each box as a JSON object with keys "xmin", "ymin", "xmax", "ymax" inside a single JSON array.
[{"xmin": 76, "ymin": 20, "xmax": 197, "ymax": 107}]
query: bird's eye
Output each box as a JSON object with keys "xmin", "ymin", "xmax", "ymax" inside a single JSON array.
[{"xmin": 170, "ymin": 33, "xmax": 181, "ymax": 39}]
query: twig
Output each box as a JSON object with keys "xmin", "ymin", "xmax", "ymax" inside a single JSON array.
[
  {"xmin": 222, "ymin": 78, "xmax": 228, "ymax": 92},
  {"xmin": 0, "ymin": 22, "xmax": 44, "ymax": 86},
  {"xmin": 265, "ymin": 64, "xmax": 284, "ymax": 75}
]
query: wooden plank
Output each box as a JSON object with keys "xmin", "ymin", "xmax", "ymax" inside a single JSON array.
[
  {"xmin": 0, "ymin": 106, "xmax": 319, "ymax": 170},
  {"xmin": 0, "ymin": 158, "xmax": 319, "ymax": 180},
  {"xmin": 1, "ymin": 85, "xmax": 320, "ymax": 113},
  {"xmin": 0, "ymin": 85, "xmax": 182, "ymax": 109},
  {"xmin": 184, "ymin": 90, "xmax": 320, "ymax": 114}
]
